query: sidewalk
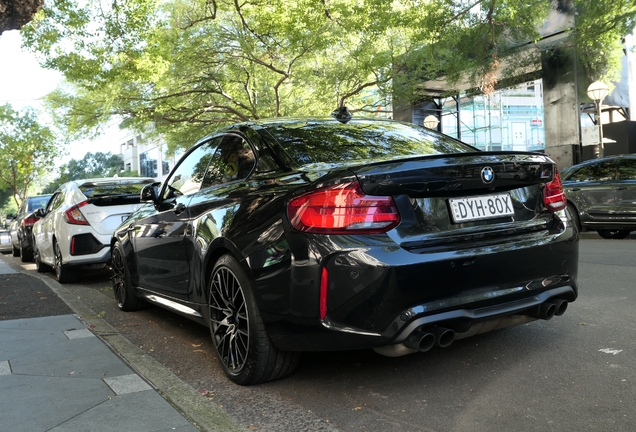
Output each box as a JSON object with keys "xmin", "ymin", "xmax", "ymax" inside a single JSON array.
[{"xmin": 0, "ymin": 257, "xmax": 247, "ymax": 432}]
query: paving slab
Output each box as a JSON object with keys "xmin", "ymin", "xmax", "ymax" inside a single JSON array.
[{"xmin": 0, "ymin": 314, "xmax": 200, "ymax": 432}]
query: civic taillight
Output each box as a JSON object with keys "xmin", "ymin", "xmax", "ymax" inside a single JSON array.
[
  {"xmin": 288, "ymin": 182, "xmax": 400, "ymax": 234},
  {"xmin": 544, "ymin": 169, "xmax": 567, "ymax": 212},
  {"xmin": 63, "ymin": 201, "xmax": 90, "ymax": 225},
  {"xmin": 22, "ymin": 216, "xmax": 39, "ymax": 227}
]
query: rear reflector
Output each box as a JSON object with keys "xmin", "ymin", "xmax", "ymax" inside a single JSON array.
[
  {"xmin": 319, "ymin": 267, "xmax": 329, "ymax": 320},
  {"xmin": 288, "ymin": 182, "xmax": 400, "ymax": 234},
  {"xmin": 544, "ymin": 169, "xmax": 567, "ymax": 212},
  {"xmin": 63, "ymin": 201, "xmax": 90, "ymax": 225}
]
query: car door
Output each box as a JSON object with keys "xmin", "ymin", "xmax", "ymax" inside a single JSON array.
[
  {"xmin": 615, "ymin": 158, "xmax": 636, "ymax": 218},
  {"xmin": 564, "ymin": 160, "xmax": 618, "ymax": 220},
  {"xmin": 34, "ymin": 191, "xmax": 66, "ymax": 264},
  {"xmin": 132, "ymin": 139, "xmax": 219, "ymax": 300}
]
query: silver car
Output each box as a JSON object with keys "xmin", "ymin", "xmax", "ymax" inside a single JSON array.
[{"xmin": 561, "ymin": 154, "xmax": 636, "ymax": 239}]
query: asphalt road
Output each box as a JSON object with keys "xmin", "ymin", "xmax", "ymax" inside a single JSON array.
[{"xmin": 2, "ymin": 234, "xmax": 635, "ymax": 432}]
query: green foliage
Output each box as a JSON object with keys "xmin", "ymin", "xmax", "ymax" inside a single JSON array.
[
  {"xmin": 20, "ymin": 0, "xmax": 636, "ymax": 152},
  {"xmin": 0, "ymin": 104, "xmax": 60, "ymax": 207},
  {"xmin": 42, "ymin": 151, "xmax": 129, "ymax": 193}
]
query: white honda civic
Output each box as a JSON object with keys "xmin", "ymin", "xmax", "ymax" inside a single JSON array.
[{"xmin": 32, "ymin": 177, "xmax": 154, "ymax": 283}]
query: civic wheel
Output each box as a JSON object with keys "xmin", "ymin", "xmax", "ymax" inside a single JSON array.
[
  {"xmin": 33, "ymin": 244, "xmax": 51, "ymax": 273},
  {"xmin": 566, "ymin": 203, "xmax": 582, "ymax": 233},
  {"xmin": 54, "ymin": 241, "xmax": 75, "ymax": 283},
  {"xmin": 208, "ymin": 254, "xmax": 299, "ymax": 385},
  {"xmin": 597, "ymin": 229, "xmax": 631, "ymax": 239},
  {"xmin": 111, "ymin": 241, "xmax": 144, "ymax": 311}
]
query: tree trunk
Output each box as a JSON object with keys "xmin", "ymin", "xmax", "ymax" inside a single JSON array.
[{"xmin": 0, "ymin": 0, "xmax": 43, "ymax": 35}]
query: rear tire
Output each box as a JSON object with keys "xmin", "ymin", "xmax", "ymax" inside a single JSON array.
[
  {"xmin": 20, "ymin": 241, "xmax": 33, "ymax": 262},
  {"xmin": 33, "ymin": 244, "xmax": 51, "ymax": 273},
  {"xmin": 12, "ymin": 244, "xmax": 20, "ymax": 257},
  {"xmin": 566, "ymin": 203, "xmax": 582, "ymax": 233},
  {"xmin": 597, "ymin": 229, "xmax": 631, "ymax": 239},
  {"xmin": 54, "ymin": 241, "xmax": 75, "ymax": 283},
  {"xmin": 208, "ymin": 254, "xmax": 299, "ymax": 385},
  {"xmin": 111, "ymin": 241, "xmax": 145, "ymax": 311}
]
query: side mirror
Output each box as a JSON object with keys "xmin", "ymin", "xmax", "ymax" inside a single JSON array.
[
  {"xmin": 33, "ymin": 208, "xmax": 46, "ymax": 218},
  {"xmin": 141, "ymin": 182, "xmax": 161, "ymax": 204}
]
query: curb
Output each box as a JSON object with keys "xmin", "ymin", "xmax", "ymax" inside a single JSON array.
[{"xmin": 4, "ymin": 258, "xmax": 248, "ymax": 432}]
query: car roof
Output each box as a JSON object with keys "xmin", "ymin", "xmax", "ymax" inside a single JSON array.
[
  {"xmin": 68, "ymin": 177, "xmax": 155, "ymax": 186},
  {"xmin": 563, "ymin": 154, "xmax": 636, "ymax": 172}
]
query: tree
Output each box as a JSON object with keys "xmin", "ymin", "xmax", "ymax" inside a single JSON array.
[
  {"xmin": 0, "ymin": 104, "xmax": 59, "ymax": 206},
  {"xmin": 42, "ymin": 151, "xmax": 132, "ymax": 193},
  {"xmin": 20, "ymin": 0, "xmax": 636, "ymax": 153},
  {"xmin": 0, "ymin": 0, "xmax": 42, "ymax": 34}
]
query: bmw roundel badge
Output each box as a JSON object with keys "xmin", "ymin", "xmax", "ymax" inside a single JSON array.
[{"xmin": 481, "ymin": 166, "xmax": 495, "ymax": 184}]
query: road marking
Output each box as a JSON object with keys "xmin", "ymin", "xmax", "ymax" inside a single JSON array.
[{"xmin": 599, "ymin": 348, "xmax": 623, "ymax": 355}]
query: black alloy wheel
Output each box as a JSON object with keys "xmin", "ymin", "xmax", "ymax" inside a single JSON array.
[
  {"xmin": 208, "ymin": 254, "xmax": 299, "ymax": 385},
  {"xmin": 54, "ymin": 241, "xmax": 75, "ymax": 283},
  {"xmin": 111, "ymin": 241, "xmax": 144, "ymax": 311},
  {"xmin": 597, "ymin": 229, "xmax": 631, "ymax": 240}
]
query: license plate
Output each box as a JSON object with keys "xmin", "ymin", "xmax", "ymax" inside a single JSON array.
[{"xmin": 449, "ymin": 193, "xmax": 514, "ymax": 223}]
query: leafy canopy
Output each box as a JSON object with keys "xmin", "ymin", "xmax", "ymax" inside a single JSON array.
[
  {"xmin": 21, "ymin": 0, "xmax": 636, "ymax": 153},
  {"xmin": 0, "ymin": 104, "xmax": 59, "ymax": 206},
  {"xmin": 42, "ymin": 151, "xmax": 134, "ymax": 193}
]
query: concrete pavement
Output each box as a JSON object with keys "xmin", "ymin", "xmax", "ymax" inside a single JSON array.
[{"xmin": 0, "ymin": 256, "xmax": 248, "ymax": 432}]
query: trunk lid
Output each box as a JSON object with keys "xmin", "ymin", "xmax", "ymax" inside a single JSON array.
[{"xmin": 349, "ymin": 152, "xmax": 561, "ymax": 251}]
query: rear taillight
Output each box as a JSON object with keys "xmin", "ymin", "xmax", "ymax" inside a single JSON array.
[
  {"xmin": 22, "ymin": 216, "xmax": 39, "ymax": 227},
  {"xmin": 63, "ymin": 201, "xmax": 90, "ymax": 225},
  {"xmin": 544, "ymin": 169, "xmax": 567, "ymax": 212},
  {"xmin": 288, "ymin": 182, "xmax": 400, "ymax": 234}
]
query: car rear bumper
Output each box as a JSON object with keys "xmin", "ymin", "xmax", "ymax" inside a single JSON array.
[{"xmin": 256, "ymin": 217, "xmax": 579, "ymax": 352}]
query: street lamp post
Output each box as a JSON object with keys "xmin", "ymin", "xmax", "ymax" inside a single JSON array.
[
  {"xmin": 423, "ymin": 115, "xmax": 439, "ymax": 130},
  {"xmin": 586, "ymin": 81, "xmax": 609, "ymax": 158}
]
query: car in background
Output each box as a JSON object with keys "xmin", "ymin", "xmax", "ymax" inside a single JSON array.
[
  {"xmin": 561, "ymin": 154, "xmax": 636, "ymax": 239},
  {"xmin": 32, "ymin": 177, "xmax": 154, "ymax": 283},
  {"xmin": 109, "ymin": 116, "xmax": 579, "ymax": 385},
  {"xmin": 0, "ymin": 229, "xmax": 12, "ymax": 254},
  {"xmin": 10, "ymin": 194, "xmax": 52, "ymax": 261}
]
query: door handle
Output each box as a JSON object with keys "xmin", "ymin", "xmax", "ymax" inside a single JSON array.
[
  {"xmin": 173, "ymin": 203, "xmax": 186, "ymax": 215},
  {"xmin": 616, "ymin": 187, "xmax": 627, "ymax": 190}
]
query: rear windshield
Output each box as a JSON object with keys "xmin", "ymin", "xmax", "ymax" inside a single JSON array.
[
  {"xmin": 79, "ymin": 180, "xmax": 151, "ymax": 198},
  {"xmin": 27, "ymin": 196, "xmax": 51, "ymax": 212},
  {"xmin": 260, "ymin": 119, "xmax": 474, "ymax": 166}
]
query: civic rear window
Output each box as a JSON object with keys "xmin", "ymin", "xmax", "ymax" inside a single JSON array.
[
  {"xmin": 79, "ymin": 181, "xmax": 151, "ymax": 198},
  {"xmin": 261, "ymin": 119, "xmax": 474, "ymax": 165}
]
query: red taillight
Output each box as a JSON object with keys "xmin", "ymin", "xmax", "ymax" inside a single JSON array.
[
  {"xmin": 319, "ymin": 267, "xmax": 329, "ymax": 320},
  {"xmin": 544, "ymin": 169, "xmax": 567, "ymax": 212},
  {"xmin": 22, "ymin": 216, "xmax": 39, "ymax": 227},
  {"xmin": 288, "ymin": 182, "xmax": 400, "ymax": 234},
  {"xmin": 63, "ymin": 201, "xmax": 90, "ymax": 225}
]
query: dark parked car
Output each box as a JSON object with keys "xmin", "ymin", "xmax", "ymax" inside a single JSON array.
[
  {"xmin": 10, "ymin": 194, "xmax": 52, "ymax": 261},
  {"xmin": 561, "ymin": 154, "xmax": 636, "ymax": 239},
  {"xmin": 111, "ymin": 116, "xmax": 579, "ymax": 385}
]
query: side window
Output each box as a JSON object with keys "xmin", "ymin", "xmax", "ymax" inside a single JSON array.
[
  {"xmin": 617, "ymin": 159, "xmax": 636, "ymax": 180},
  {"xmin": 47, "ymin": 192, "xmax": 65, "ymax": 213},
  {"xmin": 162, "ymin": 140, "xmax": 219, "ymax": 200},
  {"xmin": 566, "ymin": 161, "xmax": 615, "ymax": 182},
  {"xmin": 201, "ymin": 135, "xmax": 256, "ymax": 188}
]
